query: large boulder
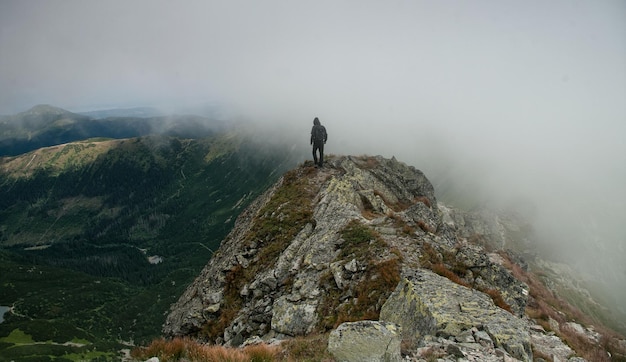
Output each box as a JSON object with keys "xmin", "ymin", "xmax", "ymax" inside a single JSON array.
[
  {"xmin": 270, "ymin": 296, "xmax": 317, "ymax": 336},
  {"xmin": 380, "ymin": 268, "xmax": 532, "ymax": 361},
  {"xmin": 328, "ymin": 320, "xmax": 402, "ymax": 362}
]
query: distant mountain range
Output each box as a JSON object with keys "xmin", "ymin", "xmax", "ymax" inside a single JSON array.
[
  {"xmin": 0, "ymin": 104, "xmax": 228, "ymax": 156},
  {"xmin": 78, "ymin": 106, "xmax": 166, "ymax": 119}
]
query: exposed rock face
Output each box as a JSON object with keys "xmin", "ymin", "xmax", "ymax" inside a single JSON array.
[
  {"xmin": 162, "ymin": 154, "xmax": 600, "ymax": 360},
  {"xmin": 163, "ymin": 155, "xmax": 442, "ymax": 342},
  {"xmin": 380, "ymin": 268, "xmax": 532, "ymax": 361},
  {"xmin": 328, "ymin": 320, "xmax": 401, "ymax": 362},
  {"xmin": 530, "ymin": 324, "xmax": 575, "ymax": 361}
]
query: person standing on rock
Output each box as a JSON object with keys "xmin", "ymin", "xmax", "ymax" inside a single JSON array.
[{"xmin": 310, "ymin": 117, "xmax": 327, "ymax": 168}]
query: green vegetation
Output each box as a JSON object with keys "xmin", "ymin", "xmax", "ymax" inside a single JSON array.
[
  {"xmin": 0, "ymin": 134, "xmax": 302, "ymax": 360},
  {"xmin": 0, "ymin": 329, "xmax": 34, "ymax": 344}
]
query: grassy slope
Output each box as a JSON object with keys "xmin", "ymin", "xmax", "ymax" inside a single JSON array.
[{"xmin": 0, "ymin": 134, "xmax": 302, "ymax": 361}]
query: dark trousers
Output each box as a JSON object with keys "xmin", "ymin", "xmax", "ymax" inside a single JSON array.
[{"xmin": 312, "ymin": 142, "xmax": 324, "ymax": 166}]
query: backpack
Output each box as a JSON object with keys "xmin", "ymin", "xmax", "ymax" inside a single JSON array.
[{"xmin": 313, "ymin": 125, "xmax": 327, "ymax": 143}]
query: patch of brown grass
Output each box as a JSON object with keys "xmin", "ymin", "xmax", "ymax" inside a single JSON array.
[
  {"xmin": 481, "ymin": 287, "xmax": 513, "ymax": 314},
  {"xmin": 416, "ymin": 220, "xmax": 436, "ymax": 234},
  {"xmin": 385, "ymin": 212, "xmax": 415, "ymax": 235},
  {"xmin": 413, "ymin": 196, "xmax": 431, "ymax": 208},
  {"xmin": 372, "ymin": 189, "xmax": 413, "ymax": 212},
  {"xmin": 402, "ymin": 224, "xmax": 416, "ymax": 235},
  {"xmin": 418, "ymin": 242, "xmax": 441, "ymax": 268},
  {"xmin": 280, "ymin": 333, "xmax": 335, "ymax": 361},
  {"xmin": 131, "ymin": 337, "xmax": 280, "ymax": 362},
  {"xmin": 430, "ymin": 263, "xmax": 470, "ymax": 288},
  {"xmin": 353, "ymin": 155, "xmax": 380, "ymax": 169},
  {"xmin": 418, "ymin": 346, "xmax": 447, "ymax": 362},
  {"xmin": 333, "ymin": 257, "xmax": 402, "ymax": 327}
]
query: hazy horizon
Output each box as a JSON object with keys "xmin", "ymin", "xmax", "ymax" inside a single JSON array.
[{"xmin": 2, "ymin": 0, "xmax": 625, "ymax": 316}]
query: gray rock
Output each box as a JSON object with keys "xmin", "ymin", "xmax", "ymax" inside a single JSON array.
[
  {"xmin": 530, "ymin": 329, "xmax": 575, "ymax": 361},
  {"xmin": 345, "ymin": 258, "xmax": 358, "ymax": 273},
  {"xmin": 270, "ymin": 296, "xmax": 317, "ymax": 336},
  {"xmin": 474, "ymin": 330, "xmax": 494, "ymax": 347},
  {"xmin": 446, "ymin": 343, "xmax": 465, "ymax": 358},
  {"xmin": 564, "ymin": 322, "xmax": 601, "ymax": 343},
  {"xmin": 456, "ymin": 329, "xmax": 476, "ymax": 343},
  {"xmin": 328, "ymin": 320, "xmax": 402, "ymax": 362},
  {"xmin": 380, "ymin": 268, "xmax": 532, "ymax": 361}
]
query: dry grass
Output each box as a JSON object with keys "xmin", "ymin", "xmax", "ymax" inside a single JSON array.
[
  {"xmin": 131, "ymin": 337, "xmax": 280, "ymax": 362},
  {"xmin": 329, "ymin": 256, "xmax": 402, "ymax": 328},
  {"xmin": 430, "ymin": 262, "xmax": 470, "ymax": 288},
  {"xmin": 353, "ymin": 155, "xmax": 380, "ymax": 169},
  {"xmin": 132, "ymin": 335, "xmax": 334, "ymax": 362},
  {"xmin": 279, "ymin": 334, "xmax": 335, "ymax": 362},
  {"xmin": 413, "ymin": 196, "xmax": 431, "ymax": 208},
  {"xmin": 416, "ymin": 220, "xmax": 436, "ymax": 234},
  {"xmin": 481, "ymin": 287, "xmax": 513, "ymax": 314}
]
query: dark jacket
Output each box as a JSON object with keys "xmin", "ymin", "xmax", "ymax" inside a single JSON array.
[{"xmin": 311, "ymin": 119, "xmax": 327, "ymax": 145}]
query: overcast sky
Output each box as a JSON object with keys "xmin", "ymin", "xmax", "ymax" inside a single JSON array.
[{"xmin": 1, "ymin": 1, "xmax": 625, "ymax": 293}]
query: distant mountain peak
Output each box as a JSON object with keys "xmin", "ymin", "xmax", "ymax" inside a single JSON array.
[{"xmin": 25, "ymin": 104, "xmax": 75, "ymax": 116}]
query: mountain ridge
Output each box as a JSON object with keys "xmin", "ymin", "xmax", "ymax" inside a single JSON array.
[{"xmin": 161, "ymin": 154, "xmax": 626, "ymax": 361}]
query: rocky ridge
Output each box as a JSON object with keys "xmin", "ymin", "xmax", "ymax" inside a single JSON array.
[{"xmin": 162, "ymin": 155, "xmax": 621, "ymax": 361}]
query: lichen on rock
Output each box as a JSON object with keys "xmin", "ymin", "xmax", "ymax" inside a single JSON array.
[{"xmin": 380, "ymin": 268, "xmax": 532, "ymax": 361}]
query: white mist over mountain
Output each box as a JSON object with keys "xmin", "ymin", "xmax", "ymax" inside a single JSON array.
[{"xmin": 2, "ymin": 0, "xmax": 625, "ymax": 317}]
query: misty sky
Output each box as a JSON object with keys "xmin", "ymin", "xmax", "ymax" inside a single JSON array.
[{"xmin": 1, "ymin": 1, "xmax": 625, "ymax": 287}]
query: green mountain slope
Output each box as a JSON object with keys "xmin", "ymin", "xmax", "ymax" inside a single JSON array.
[{"xmin": 0, "ymin": 132, "xmax": 305, "ymax": 361}]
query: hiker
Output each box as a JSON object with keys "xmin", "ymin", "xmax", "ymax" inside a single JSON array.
[{"xmin": 310, "ymin": 117, "xmax": 327, "ymax": 167}]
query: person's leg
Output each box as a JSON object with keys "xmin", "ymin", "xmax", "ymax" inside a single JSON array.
[
  {"xmin": 312, "ymin": 145, "xmax": 319, "ymax": 166},
  {"xmin": 318, "ymin": 143, "xmax": 324, "ymax": 167}
]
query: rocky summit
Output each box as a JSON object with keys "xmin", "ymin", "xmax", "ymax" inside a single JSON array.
[{"xmin": 162, "ymin": 155, "xmax": 621, "ymax": 361}]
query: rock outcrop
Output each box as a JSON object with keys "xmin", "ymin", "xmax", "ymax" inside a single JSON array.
[
  {"xmin": 163, "ymin": 155, "xmax": 443, "ymax": 342},
  {"xmin": 380, "ymin": 268, "xmax": 532, "ymax": 361},
  {"xmin": 162, "ymin": 154, "xmax": 613, "ymax": 361},
  {"xmin": 328, "ymin": 320, "xmax": 402, "ymax": 362}
]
